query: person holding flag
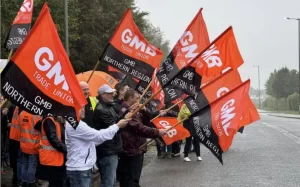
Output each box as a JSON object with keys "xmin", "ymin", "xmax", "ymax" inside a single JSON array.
[
  {"xmin": 178, "ymin": 104, "xmax": 202, "ymax": 162},
  {"xmin": 118, "ymin": 89, "xmax": 167, "ymax": 187},
  {"xmin": 65, "ymin": 108, "xmax": 129, "ymax": 187},
  {"xmin": 113, "ymin": 83, "xmax": 130, "ymax": 114},
  {"xmin": 93, "ymin": 84, "xmax": 125, "ymax": 187}
]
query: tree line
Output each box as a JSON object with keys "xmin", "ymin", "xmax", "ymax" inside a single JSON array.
[
  {"xmin": 264, "ymin": 67, "xmax": 299, "ymax": 111},
  {"xmin": 1, "ymin": 0, "xmax": 170, "ymax": 73}
]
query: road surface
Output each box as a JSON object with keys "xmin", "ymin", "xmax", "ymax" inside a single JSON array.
[{"xmin": 140, "ymin": 114, "xmax": 300, "ymax": 187}]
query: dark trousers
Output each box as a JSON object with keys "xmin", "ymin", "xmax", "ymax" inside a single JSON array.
[
  {"xmin": 184, "ymin": 136, "xmax": 200, "ymax": 157},
  {"xmin": 39, "ymin": 165, "xmax": 66, "ymax": 187},
  {"xmin": 9, "ymin": 139, "xmax": 20, "ymax": 183},
  {"xmin": 119, "ymin": 154, "xmax": 144, "ymax": 187},
  {"xmin": 48, "ymin": 179, "xmax": 65, "ymax": 187},
  {"xmin": 155, "ymin": 142, "xmax": 161, "ymax": 155},
  {"xmin": 172, "ymin": 141, "xmax": 181, "ymax": 154}
]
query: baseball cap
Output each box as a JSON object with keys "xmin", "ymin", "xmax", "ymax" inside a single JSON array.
[{"xmin": 98, "ymin": 84, "xmax": 116, "ymax": 95}]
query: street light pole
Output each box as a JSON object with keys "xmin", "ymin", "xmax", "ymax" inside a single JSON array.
[
  {"xmin": 253, "ymin": 65, "xmax": 261, "ymax": 108},
  {"xmin": 298, "ymin": 19, "xmax": 300, "ymax": 114},
  {"xmin": 64, "ymin": 0, "xmax": 69, "ymax": 56},
  {"xmin": 285, "ymin": 17, "xmax": 300, "ymax": 114}
]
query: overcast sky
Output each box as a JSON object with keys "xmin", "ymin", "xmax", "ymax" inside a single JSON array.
[{"xmin": 136, "ymin": 0, "xmax": 300, "ymax": 90}]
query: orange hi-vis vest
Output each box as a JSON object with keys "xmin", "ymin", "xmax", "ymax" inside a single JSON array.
[
  {"xmin": 9, "ymin": 106, "xmax": 21, "ymax": 141},
  {"xmin": 19, "ymin": 111, "xmax": 41, "ymax": 154},
  {"xmin": 39, "ymin": 117, "xmax": 64, "ymax": 166}
]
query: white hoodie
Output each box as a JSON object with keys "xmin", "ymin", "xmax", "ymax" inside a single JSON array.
[{"xmin": 65, "ymin": 120, "xmax": 119, "ymax": 171}]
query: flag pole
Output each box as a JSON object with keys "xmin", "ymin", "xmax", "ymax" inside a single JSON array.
[
  {"xmin": 127, "ymin": 87, "xmax": 163, "ymax": 118},
  {"xmin": 150, "ymin": 99, "xmax": 184, "ymax": 122},
  {"xmin": 87, "ymin": 43, "xmax": 110, "ymax": 83},
  {"xmin": 7, "ymin": 49, "xmax": 13, "ymax": 61},
  {"xmin": 87, "ymin": 60, "xmax": 100, "ymax": 83},
  {"xmin": 139, "ymin": 116, "xmax": 189, "ymax": 149},
  {"xmin": 138, "ymin": 78, "xmax": 155, "ymax": 104}
]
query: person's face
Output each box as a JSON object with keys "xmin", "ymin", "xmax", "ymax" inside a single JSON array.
[
  {"xmin": 119, "ymin": 85, "xmax": 130, "ymax": 98},
  {"xmin": 101, "ymin": 92, "xmax": 115, "ymax": 103},
  {"xmin": 81, "ymin": 85, "xmax": 90, "ymax": 98},
  {"xmin": 129, "ymin": 93, "xmax": 140, "ymax": 106},
  {"xmin": 80, "ymin": 108, "xmax": 85, "ymax": 119}
]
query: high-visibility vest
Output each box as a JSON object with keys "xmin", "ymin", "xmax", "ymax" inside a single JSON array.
[
  {"xmin": 39, "ymin": 117, "xmax": 64, "ymax": 166},
  {"xmin": 19, "ymin": 111, "xmax": 41, "ymax": 154},
  {"xmin": 9, "ymin": 107, "xmax": 21, "ymax": 141},
  {"xmin": 89, "ymin": 97, "xmax": 97, "ymax": 110}
]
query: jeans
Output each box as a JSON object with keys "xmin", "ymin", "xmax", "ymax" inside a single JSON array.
[
  {"xmin": 20, "ymin": 153, "xmax": 38, "ymax": 183},
  {"xmin": 119, "ymin": 154, "xmax": 144, "ymax": 187},
  {"xmin": 67, "ymin": 169, "xmax": 92, "ymax": 187},
  {"xmin": 17, "ymin": 148, "xmax": 23, "ymax": 182},
  {"xmin": 97, "ymin": 155, "xmax": 118, "ymax": 187}
]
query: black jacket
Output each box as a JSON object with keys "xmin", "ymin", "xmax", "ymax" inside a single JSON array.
[
  {"xmin": 93, "ymin": 97, "xmax": 122, "ymax": 157},
  {"xmin": 112, "ymin": 98, "xmax": 123, "ymax": 115},
  {"xmin": 35, "ymin": 117, "xmax": 67, "ymax": 154}
]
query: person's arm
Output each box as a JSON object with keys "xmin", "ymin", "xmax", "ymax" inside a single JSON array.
[
  {"xmin": 93, "ymin": 109, "xmax": 117, "ymax": 130},
  {"xmin": 43, "ymin": 119, "xmax": 67, "ymax": 154},
  {"xmin": 128, "ymin": 119, "xmax": 160, "ymax": 138},
  {"xmin": 67, "ymin": 121, "xmax": 119, "ymax": 146}
]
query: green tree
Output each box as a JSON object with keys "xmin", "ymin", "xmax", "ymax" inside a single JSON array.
[
  {"xmin": 265, "ymin": 67, "xmax": 299, "ymax": 98},
  {"xmin": 265, "ymin": 70, "xmax": 276, "ymax": 96},
  {"xmin": 1, "ymin": 0, "xmax": 170, "ymax": 73}
]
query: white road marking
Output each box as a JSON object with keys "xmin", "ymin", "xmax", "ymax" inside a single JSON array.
[{"xmin": 262, "ymin": 122, "xmax": 300, "ymax": 144}]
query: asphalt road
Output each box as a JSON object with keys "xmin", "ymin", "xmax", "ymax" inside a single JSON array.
[{"xmin": 140, "ymin": 114, "xmax": 300, "ymax": 187}]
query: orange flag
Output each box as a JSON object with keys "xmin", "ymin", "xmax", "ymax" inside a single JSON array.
[
  {"xmin": 152, "ymin": 117, "xmax": 190, "ymax": 145},
  {"xmin": 4, "ymin": 0, "xmax": 34, "ymax": 50},
  {"xmin": 185, "ymin": 69, "xmax": 260, "ymax": 127},
  {"xmin": 165, "ymin": 27, "xmax": 244, "ymax": 97},
  {"xmin": 1, "ymin": 3, "xmax": 87, "ymax": 129},
  {"xmin": 194, "ymin": 27, "xmax": 244, "ymax": 77},
  {"xmin": 151, "ymin": 68, "xmax": 165, "ymax": 110},
  {"xmin": 157, "ymin": 8, "xmax": 210, "ymax": 86},
  {"xmin": 100, "ymin": 9, "xmax": 163, "ymax": 84},
  {"xmin": 190, "ymin": 80, "xmax": 251, "ymax": 164},
  {"xmin": 239, "ymin": 97, "xmax": 260, "ymax": 127}
]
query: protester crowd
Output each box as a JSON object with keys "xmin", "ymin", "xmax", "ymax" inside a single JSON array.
[{"xmin": 1, "ymin": 82, "xmax": 203, "ymax": 187}]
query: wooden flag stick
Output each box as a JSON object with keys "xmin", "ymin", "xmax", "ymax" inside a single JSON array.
[
  {"xmin": 7, "ymin": 49, "xmax": 13, "ymax": 61},
  {"xmin": 127, "ymin": 87, "xmax": 163, "ymax": 119},
  {"xmin": 0, "ymin": 99, "xmax": 8, "ymax": 108},
  {"xmin": 138, "ymin": 78, "xmax": 155, "ymax": 104},
  {"xmin": 140, "ymin": 116, "xmax": 189, "ymax": 149},
  {"xmin": 150, "ymin": 99, "xmax": 184, "ymax": 122},
  {"xmin": 87, "ymin": 60, "xmax": 100, "ymax": 83},
  {"xmin": 87, "ymin": 43, "xmax": 110, "ymax": 83}
]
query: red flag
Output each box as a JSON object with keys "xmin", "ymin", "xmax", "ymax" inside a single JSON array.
[
  {"xmin": 194, "ymin": 27, "xmax": 244, "ymax": 77},
  {"xmin": 4, "ymin": 0, "xmax": 34, "ymax": 50},
  {"xmin": 164, "ymin": 27, "xmax": 244, "ymax": 97},
  {"xmin": 151, "ymin": 68, "xmax": 165, "ymax": 110},
  {"xmin": 100, "ymin": 9, "xmax": 163, "ymax": 83},
  {"xmin": 239, "ymin": 97, "xmax": 260, "ymax": 127},
  {"xmin": 157, "ymin": 8, "xmax": 210, "ymax": 86},
  {"xmin": 185, "ymin": 69, "xmax": 260, "ymax": 127},
  {"xmin": 190, "ymin": 80, "xmax": 251, "ymax": 164},
  {"xmin": 152, "ymin": 117, "xmax": 190, "ymax": 145},
  {"xmin": 1, "ymin": 3, "xmax": 87, "ymax": 129}
]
